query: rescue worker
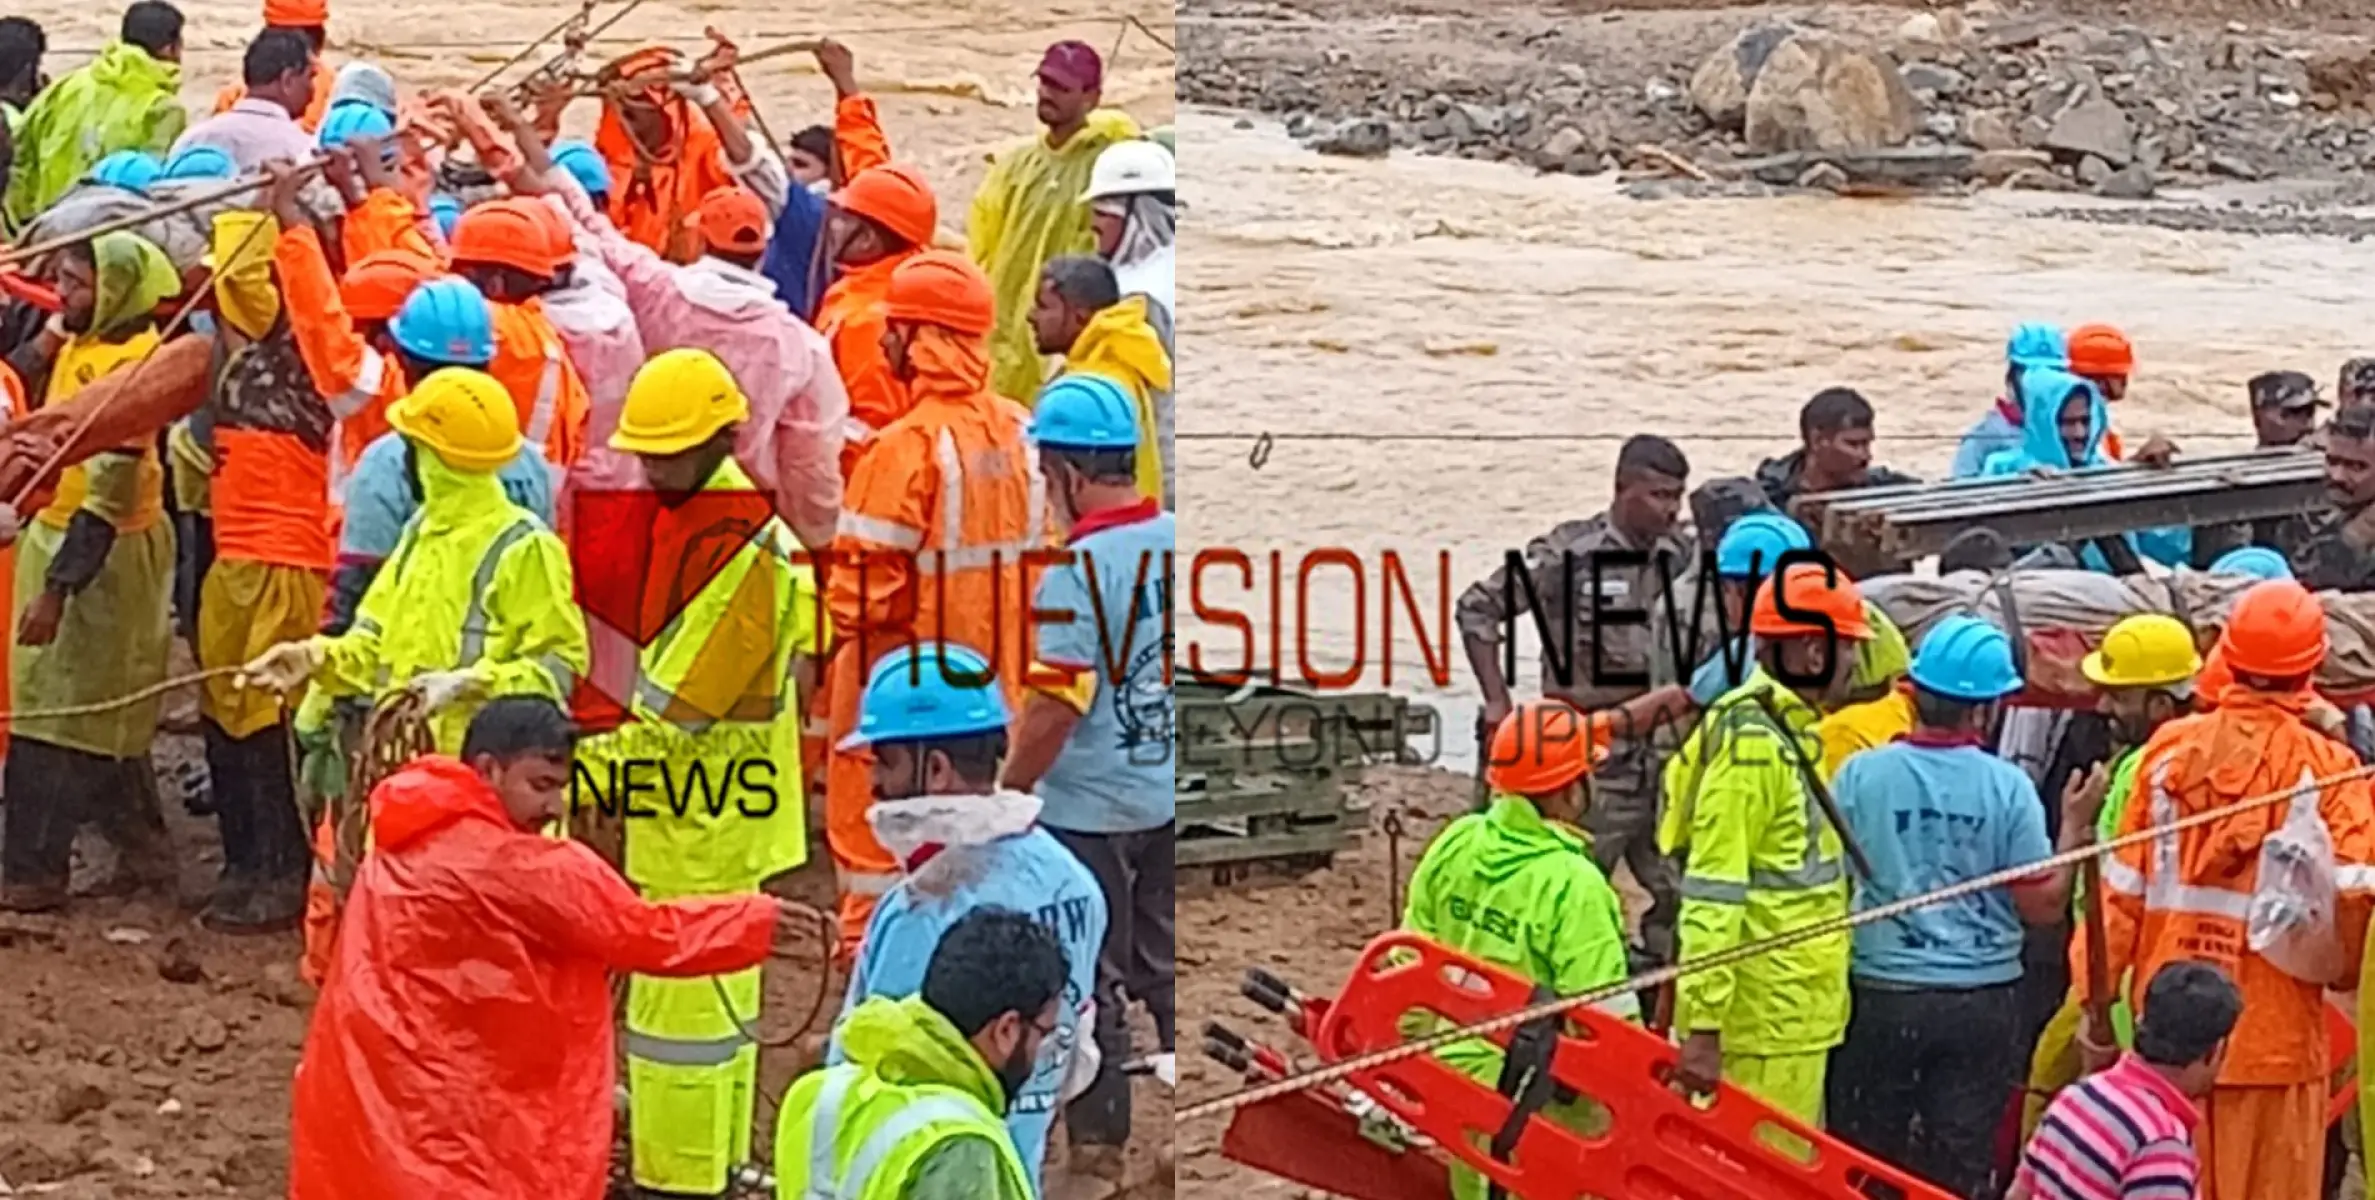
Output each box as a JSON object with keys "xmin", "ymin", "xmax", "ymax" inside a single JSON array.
[
  {"xmin": 1084, "ymin": 138, "xmax": 1175, "ymax": 343},
  {"xmin": 207, "ymin": 0, "xmax": 336, "ymax": 132},
  {"xmin": 825, "ymin": 251, "xmax": 1042, "ymax": 952},
  {"xmin": 832, "ymin": 642, "xmax": 1104, "ymax": 1186},
  {"xmin": 1752, "ymin": 387, "xmax": 1921, "ymax": 512},
  {"xmin": 572, "ymin": 347, "xmax": 824, "ymax": 1199},
  {"xmin": 760, "ymin": 39, "xmax": 891, "ymax": 321},
  {"xmin": 2199, "ymin": 374, "xmax": 2327, "ymax": 565},
  {"xmin": 2098, "ymin": 579, "xmax": 2375, "ymax": 1200},
  {"xmin": 775, "ymin": 907, "xmax": 1068, "ymax": 1200},
  {"xmin": 2293, "ymin": 404, "xmax": 2375, "ymax": 592},
  {"xmin": 1984, "ymin": 367, "xmax": 2190, "ymax": 568},
  {"xmin": 0, "ymin": 230, "xmax": 181, "ymax": 913},
  {"xmin": 288, "ymin": 697, "xmax": 794, "ymax": 1200},
  {"xmin": 999, "ymin": 374, "xmax": 1174, "ymax": 1178},
  {"xmin": 821, "ymin": 161, "xmax": 937, "ymax": 477},
  {"xmin": 1457, "ymin": 434, "xmax": 1692, "ymax": 959},
  {"xmin": 1663, "ymin": 562, "xmax": 1873, "ymax": 1123},
  {"xmin": 1953, "ymin": 322, "xmax": 2066, "ymax": 479},
  {"xmin": 1828, "ymin": 616, "xmax": 2097, "ymax": 1199},
  {"xmin": 1027, "ymin": 255, "xmax": 1171, "ymax": 506},
  {"xmin": 969, "ymin": 40, "xmax": 1141, "ymax": 402},
  {"xmin": 585, "ymin": 43, "xmax": 763, "ymax": 262},
  {"xmin": 2068, "ymin": 322, "xmax": 2177, "ymax": 464},
  {"xmin": 2340, "ymin": 358, "xmax": 2375, "ymax": 411},
  {"xmin": 446, "ymin": 197, "xmax": 593, "ymax": 469},
  {"xmin": 2021, "ymin": 613, "xmax": 2199, "ymax": 1138},
  {"xmin": 3, "ymin": 0, "xmax": 184, "ymax": 227},
  {"xmin": 171, "ymin": 29, "xmax": 317, "ymax": 172},
  {"xmin": 1406, "ymin": 698, "xmax": 1637, "ymax": 1200}
]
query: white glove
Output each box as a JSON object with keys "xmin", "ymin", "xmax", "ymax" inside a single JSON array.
[
  {"xmin": 672, "ymin": 80, "xmax": 723, "ymax": 107},
  {"xmin": 1149, "ymin": 1052, "xmax": 1176, "ymax": 1089},
  {"xmin": 1058, "ymin": 1001, "xmax": 1101, "ymax": 1104},
  {"xmin": 407, "ymin": 668, "xmax": 486, "ymax": 711},
  {"xmin": 241, "ymin": 638, "xmax": 324, "ymax": 693}
]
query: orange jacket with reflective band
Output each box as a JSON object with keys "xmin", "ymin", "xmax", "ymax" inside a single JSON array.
[
  {"xmin": 487, "ymin": 299, "xmax": 588, "ymax": 469},
  {"xmin": 817, "ymin": 252, "xmax": 917, "ymax": 480},
  {"xmin": 2098, "ymin": 687, "xmax": 2375, "ymax": 1086},
  {"xmin": 341, "ymin": 188, "xmax": 442, "ymax": 266},
  {"xmin": 212, "ymin": 67, "xmax": 334, "ymax": 132},
  {"xmin": 274, "ymin": 225, "xmax": 400, "ymax": 503}
]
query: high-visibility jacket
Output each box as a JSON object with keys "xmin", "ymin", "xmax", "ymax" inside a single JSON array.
[
  {"xmin": 3, "ymin": 42, "xmax": 186, "ymax": 227},
  {"xmin": 576, "ymin": 459, "xmax": 821, "ymax": 893},
  {"xmin": 311, "ymin": 450, "xmax": 590, "ymax": 754},
  {"xmin": 2100, "ymin": 687, "xmax": 2375, "ymax": 1087},
  {"xmin": 1055, "ymin": 294, "xmax": 1171, "ymax": 504},
  {"xmin": 273, "ymin": 225, "xmax": 405, "ymax": 502},
  {"xmin": 341, "ymin": 187, "xmax": 443, "ymax": 265},
  {"xmin": 1661, "ymin": 670, "xmax": 1853, "ymax": 1056},
  {"xmin": 967, "ymin": 110, "xmax": 1143, "ymax": 403},
  {"xmin": 488, "ymin": 300, "xmax": 590, "ymax": 473},
  {"xmin": 774, "ymin": 996, "xmax": 1036, "ymax": 1200},
  {"xmin": 817, "ymin": 251, "xmax": 920, "ymax": 481}
]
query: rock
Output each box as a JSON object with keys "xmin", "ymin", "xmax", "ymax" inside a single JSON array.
[
  {"xmin": 1901, "ymin": 62, "xmax": 1970, "ymax": 98},
  {"xmin": 1973, "ymin": 149, "xmax": 2051, "ymax": 182},
  {"xmin": 48, "ymin": 1081, "xmax": 108, "ymax": 1124},
  {"xmin": 1233, "ymin": 117, "xmax": 1253, "ymax": 130},
  {"xmin": 2078, "ymin": 154, "xmax": 2113, "ymax": 185},
  {"xmin": 1689, "ymin": 21, "xmax": 1800, "ymax": 130},
  {"xmin": 1965, "ymin": 110, "xmax": 2019, "ymax": 151},
  {"xmin": 2309, "ymin": 47, "xmax": 2375, "ymax": 109},
  {"xmin": 1541, "ymin": 124, "xmax": 1594, "ymax": 160},
  {"xmin": 1645, "ymin": 78, "xmax": 1682, "ymax": 106},
  {"xmin": 157, "ymin": 1098, "xmax": 183, "ymax": 1116},
  {"xmin": 1284, "ymin": 112, "xmax": 1314, "ymax": 138},
  {"xmin": 2043, "ymin": 93, "xmax": 2135, "ymax": 166},
  {"xmin": 1743, "ymin": 33, "xmax": 1921, "ymax": 155},
  {"xmin": 186, "ymin": 1013, "xmax": 229, "ymax": 1053},
  {"xmin": 2005, "ymin": 167, "xmax": 2079, "ymax": 192},
  {"xmin": 1923, "ymin": 112, "xmax": 1959, "ymax": 140},
  {"xmin": 1454, "ymin": 102, "xmax": 1502, "ymax": 138},
  {"xmin": 157, "ymin": 937, "xmax": 204, "ymax": 985},
  {"xmin": 1310, "ymin": 119, "xmax": 1392, "ymax": 159},
  {"xmin": 1795, "ymin": 161, "xmax": 1849, "ymax": 190},
  {"xmin": 2017, "ymin": 114, "xmax": 2054, "ymax": 148},
  {"xmin": 1984, "ymin": 16, "xmax": 2057, "ymax": 51},
  {"xmin": 102, "ymin": 926, "xmax": 151, "ymax": 945},
  {"xmin": 1895, "ymin": 13, "xmax": 1946, "ymax": 47},
  {"xmin": 2209, "ymin": 153, "xmax": 2262, "ymax": 179}
]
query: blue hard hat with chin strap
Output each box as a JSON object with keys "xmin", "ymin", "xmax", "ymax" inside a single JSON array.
[
  {"xmin": 1908, "ymin": 613, "xmax": 2025, "ymax": 702},
  {"xmin": 841, "ymin": 643, "xmax": 1009, "ymax": 750}
]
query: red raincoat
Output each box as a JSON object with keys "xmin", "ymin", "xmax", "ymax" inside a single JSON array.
[{"xmin": 288, "ymin": 756, "xmax": 776, "ymax": 1199}]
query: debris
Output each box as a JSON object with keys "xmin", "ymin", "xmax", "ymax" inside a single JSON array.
[
  {"xmin": 2043, "ymin": 92, "xmax": 2136, "ymax": 166},
  {"xmin": 1973, "ymin": 149, "xmax": 2052, "ymax": 182},
  {"xmin": 2096, "ymin": 163, "xmax": 2159, "ymax": 198},
  {"xmin": 47, "ymin": 1082, "xmax": 107, "ymax": 1125},
  {"xmin": 1744, "ymin": 32, "xmax": 1921, "ymax": 155},
  {"xmin": 1901, "ymin": 62, "xmax": 1970, "ymax": 98},
  {"xmin": 101, "ymin": 927, "xmax": 151, "ymax": 946},
  {"xmin": 2210, "ymin": 153, "xmax": 2264, "ymax": 179},
  {"xmin": 1796, "ymin": 161, "xmax": 1850, "ymax": 190},
  {"xmin": 186, "ymin": 1014, "xmax": 229, "ymax": 1054},
  {"xmin": 1688, "ymin": 21, "xmax": 1800, "ymax": 130},
  {"xmin": 1964, "ymin": 110, "xmax": 2018, "ymax": 151},
  {"xmin": 156, "ymin": 937, "xmax": 205, "ymax": 985},
  {"xmin": 1984, "ymin": 17, "xmax": 2057, "ymax": 52},
  {"xmin": 1631, "ymin": 142, "xmax": 1711, "ymax": 181},
  {"xmin": 156, "ymin": 1099, "xmax": 183, "ymax": 1117},
  {"xmin": 2078, "ymin": 154, "xmax": 2114, "ymax": 185}
]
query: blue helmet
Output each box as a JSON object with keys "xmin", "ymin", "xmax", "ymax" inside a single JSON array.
[
  {"xmin": 549, "ymin": 140, "xmax": 614, "ymax": 201},
  {"xmin": 841, "ymin": 643, "xmax": 1009, "ymax": 749},
  {"xmin": 161, "ymin": 145, "xmax": 237, "ymax": 182},
  {"xmin": 428, "ymin": 193, "xmax": 463, "ymax": 241},
  {"xmin": 1908, "ymin": 614, "xmax": 2025, "ymax": 702},
  {"xmin": 318, "ymin": 100, "xmax": 396, "ymax": 152},
  {"xmin": 1030, "ymin": 374, "xmax": 1140, "ymax": 451},
  {"xmin": 390, "ymin": 278, "xmax": 495, "ymax": 367},
  {"xmin": 87, "ymin": 151, "xmax": 163, "ymax": 194},
  {"xmin": 1714, "ymin": 512, "xmax": 1812, "ymax": 581},
  {"xmin": 2006, "ymin": 322, "xmax": 2068, "ymax": 371},
  {"xmin": 2210, "ymin": 546, "xmax": 2293, "ymax": 582}
]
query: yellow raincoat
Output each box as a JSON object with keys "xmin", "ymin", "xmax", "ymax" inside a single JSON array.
[
  {"xmin": 968, "ymin": 109, "xmax": 1142, "ymax": 403},
  {"xmin": 1056, "ymin": 294, "xmax": 1171, "ymax": 503},
  {"xmin": 303, "ymin": 449, "xmax": 589, "ymax": 754}
]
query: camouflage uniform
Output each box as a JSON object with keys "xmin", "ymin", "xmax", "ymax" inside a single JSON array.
[
  {"xmin": 1457, "ymin": 513, "xmax": 1694, "ymax": 959},
  {"xmin": 2292, "ymin": 501, "xmax": 2375, "ymax": 593}
]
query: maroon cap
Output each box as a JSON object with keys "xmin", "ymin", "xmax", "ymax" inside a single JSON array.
[{"xmin": 1037, "ymin": 40, "xmax": 1103, "ymax": 90}]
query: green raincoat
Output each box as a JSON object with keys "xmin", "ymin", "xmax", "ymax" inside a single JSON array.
[
  {"xmin": 304, "ymin": 449, "xmax": 589, "ymax": 754},
  {"xmin": 1404, "ymin": 793, "xmax": 1635, "ymax": 1199},
  {"xmin": 967, "ymin": 108, "xmax": 1141, "ymax": 403},
  {"xmin": 4, "ymin": 42, "xmax": 187, "ymax": 228},
  {"xmin": 773, "ymin": 996, "xmax": 1036, "ymax": 1200}
]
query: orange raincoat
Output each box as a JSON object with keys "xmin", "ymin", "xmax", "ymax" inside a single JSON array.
[
  {"xmin": 822, "ymin": 255, "xmax": 1046, "ymax": 950},
  {"xmin": 2097, "ymin": 686, "xmax": 2375, "ymax": 1200},
  {"xmin": 288, "ymin": 757, "xmax": 776, "ymax": 1200},
  {"xmin": 487, "ymin": 300, "xmax": 589, "ymax": 470},
  {"xmin": 592, "ymin": 49, "xmax": 747, "ymax": 263}
]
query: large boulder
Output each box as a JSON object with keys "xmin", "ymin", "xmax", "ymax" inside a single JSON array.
[
  {"xmin": 1689, "ymin": 21, "xmax": 1799, "ymax": 131},
  {"xmin": 1743, "ymin": 33, "xmax": 1921, "ymax": 155}
]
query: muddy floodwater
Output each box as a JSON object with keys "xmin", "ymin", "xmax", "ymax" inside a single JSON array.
[{"xmin": 1177, "ymin": 106, "xmax": 2375, "ymax": 767}]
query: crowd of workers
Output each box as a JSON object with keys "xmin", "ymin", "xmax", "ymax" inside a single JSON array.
[
  {"xmin": 1429, "ymin": 320, "xmax": 2375, "ymax": 1200},
  {"xmin": 0, "ymin": 2, "xmax": 1176, "ymax": 1196}
]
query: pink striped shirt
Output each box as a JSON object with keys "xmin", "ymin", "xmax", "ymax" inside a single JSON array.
[{"xmin": 2016, "ymin": 1055, "xmax": 2201, "ymax": 1200}]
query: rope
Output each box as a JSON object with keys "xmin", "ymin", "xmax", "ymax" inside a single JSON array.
[
  {"xmin": 711, "ymin": 898, "xmax": 842, "ymax": 1050},
  {"xmin": 465, "ymin": 0, "xmax": 603, "ymax": 93},
  {"xmin": 1174, "ymin": 758, "xmax": 2375, "ymax": 1122},
  {"xmin": 0, "ymin": 665, "xmax": 237, "ymax": 722},
  {"xmin": 1180, "ymin": 430, "xmax": 2266, "ymax": 445}
]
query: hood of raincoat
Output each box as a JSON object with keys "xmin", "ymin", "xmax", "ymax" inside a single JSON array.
[
  {"xmin": 90, "ymin": 230, "xmax": 179, "ymax": 337},
  {"xmin": 410, "ymin": 433, "xmax": 516, "ymax": 533},
  {"xmin": 88, "ymin": 41, "xmax": 181, "ymax": 100},
  {"xmin": 2010, "ymin": 366, "xmax": 2107, "ymax": 470},
  {"xmin": 1468, "ymin": 793, "xmax": 1593, "ymax": 884},
  {"xmin": 1850, "ymin": 600, "xmax": 1911, "ymax": 696},
  {"xmin": 839, "ymin": 994, "xmax": 1010, "ymax": 1113},
  {"xmin": 369, "ymin": 754, "xmax": 510, "ymax": 850},
  {"xmin": 1067, "ymin": 295, "xmax": 1172, "ymax": 393},
  {"xmin": 329, "ymin": 62, "xmax": 399, "ymax": 118},
  {"xmin": 868, "ymin": 790, "xmax": 1043, "ymax": 894}
]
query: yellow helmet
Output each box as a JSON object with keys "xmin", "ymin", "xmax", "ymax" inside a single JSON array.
[
  {"xmin": 2081, "ymin": 613, "xmax": 2202, "ymax": 690},
  {"xmin": 611, "ymin": 348, "xmax": 752, "ymax": 457},
  {"xmin": 388, "ymin": 368, "xmax": 523, "ymax": 474}
]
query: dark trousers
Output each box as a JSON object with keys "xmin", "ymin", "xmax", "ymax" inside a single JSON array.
[
  {"xmin": 203, "ymin": 718, "xmax": 307, "ymax": 880},
  {"xmin": 1827, "ymin": 979, "xmax": 2020, "ymax": 1200},
  {"xmin": 1, "ymin": 736, "xmax": 171, "ymax": 892},
  {"xmin": 1049, "ymin": 823, "xmax": 1176, "ymax": 1147}
]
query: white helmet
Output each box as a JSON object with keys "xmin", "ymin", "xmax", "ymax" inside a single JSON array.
[{"xmin": 1083, "ymin": 139, "xmax": 1176, "ymax": 201}]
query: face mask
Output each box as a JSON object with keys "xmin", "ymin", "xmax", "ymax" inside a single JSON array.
[{"xmin": 807, "ymin": 178, "xmax": 832, "ymax": 197}]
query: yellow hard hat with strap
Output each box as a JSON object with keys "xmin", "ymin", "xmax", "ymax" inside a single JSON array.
[
  {"xmin": 388, "ymin": 367, "xmax": 524, "ymax": 473},
  {"xmin": 2080, "ymin": 613, "xmax": 2201, "ymax": 689},
  {"xmin": 611, "ymin": 348, "xmax": 752, "ymax": 456}
]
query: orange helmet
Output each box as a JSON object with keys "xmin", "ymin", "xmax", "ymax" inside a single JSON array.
[
  {"xmin": 340, "ymin": 250, "xmax": 436, "ymax": 322},
  {"xmin": 449, "ymin": 199, "xmax": 564, "ymax": 277},
  {"xmin": 1750, "ymin": 563, "xmax": 1875, "ymax": 641},
  {"xmin": 2218, "ymin": 579, "xmax": 2327, "ymax": 679},
  {"xmin": 885, "ymin": 251, "xmax": 996, "ymax": 336},
  {"xmin": 832, "ymin": 163, "xmax": 940, "ymax": 248},
  {"xmin": 517, "ymin": 197, "xmax": 577, "ymax": 270},
  {"xmin": 1485, "ymin": 700, "xmax": 1610, "ymax": 797},
  {"xmin": 2066, "ymin": 323, "xmax": 2135, "ymax": 380}
]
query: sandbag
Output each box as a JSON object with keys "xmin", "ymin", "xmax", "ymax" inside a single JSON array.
[
  {"xmin": 1862, "ymin": 569, "xmax": 2375, "ymax": 700},
  {"xmin": 0, "ymin": 335, "xmax": 213, "ymax": 511}
]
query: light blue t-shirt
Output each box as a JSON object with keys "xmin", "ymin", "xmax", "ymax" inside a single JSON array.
[
  {"xmin": 1833, "ymin": 740, "xmax": 2051, "ymax": 988},
  {"xmin": 1689, "ymin": 635, "xmax": 1760, "ymax": 708},
  {"xmin": 1951, "ymin": 407, "xmax": 2024, "ymax": 479},
  {"xmin": 338, "ymin": 430, "xmax": 556, "ymax": 560},
  {"xmin": 830, "ymin": 828, "xmax": 1106, "ymax": 1189},
  {"xmin": 1034, "ymin": 509, "xmax": 1175, "ymax": 833}
]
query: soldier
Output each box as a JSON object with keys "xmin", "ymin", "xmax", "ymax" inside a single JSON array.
[
  {"xmin": 1457, "ymin": 434, "xmax": 1692, "ymax": 960},
  {"xmin": 2290, "ymin": 404, "xmax": 2375, "ymax": 592}
]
